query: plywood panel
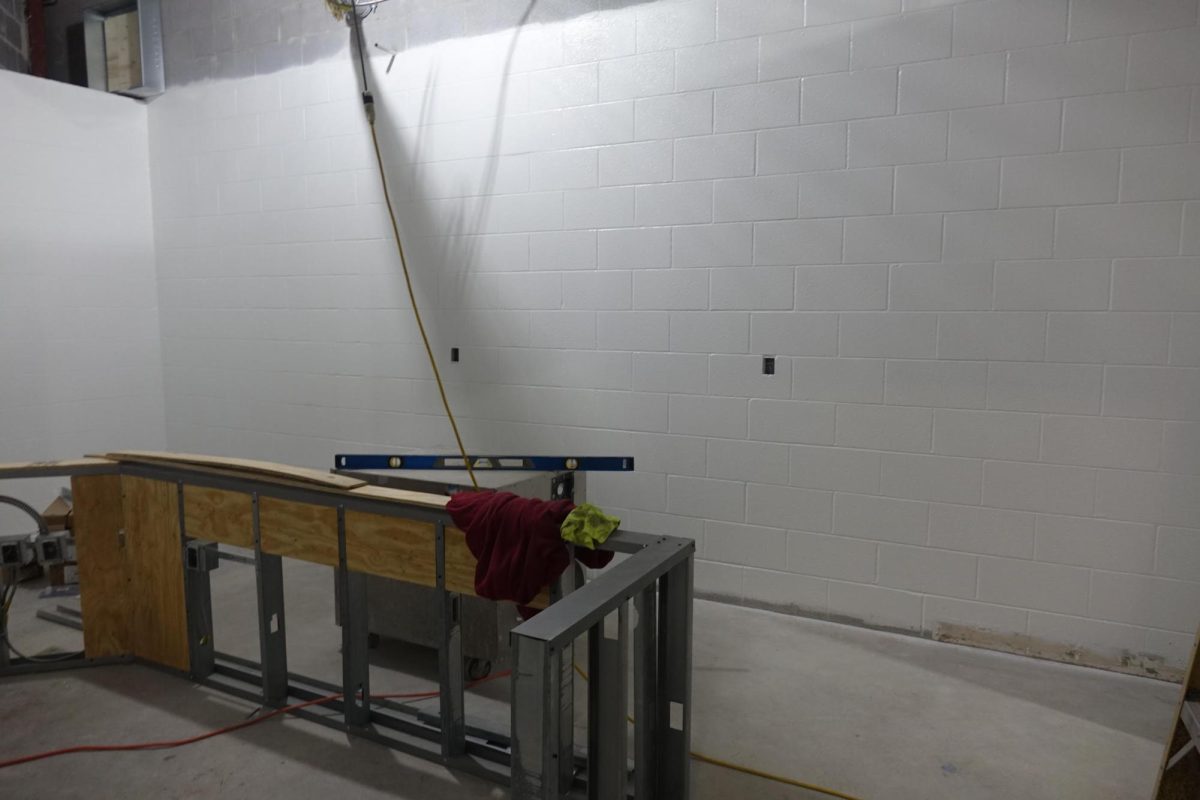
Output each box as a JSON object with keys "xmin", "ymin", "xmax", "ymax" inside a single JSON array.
[
  {"xmin": 103, "ymin": 451, "xmax": 365, "ymax": 491},
  {"xmin": 103, "ymin": 10, "xmax": 140, "ymax": 93},
  {"xmin": 259, "ymin": 496, "xmax": 339, "ymax": 567},
  {"xmin": 121, "ymin": 476, "xmax": 189, "ymax": 672},
  {"xmin": 71, "ymin": 474, "xmax": 130, "ymax": 659},
  {"xmin": 1156, "ymin": 721, "xmax": 1200, "ymax": 799},
  {"xmin": 183, "ymin": 485, "xmax": 253, "ymax": 548},
  {"xmin": 345, "ymin": 511, "xmax": 437, "ymax": 586},
  {"xmin": 444, "ymin": 527, "xmax": 478, "ymax": 597},
  {"xmin": 1154, "ymin": 627, "xmax": 1200, "ymax": 798}
]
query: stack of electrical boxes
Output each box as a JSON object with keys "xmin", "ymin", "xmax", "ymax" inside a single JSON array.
[{"xmin": 0, "ymin": 491, "xmax": 77, "ymax": 588}]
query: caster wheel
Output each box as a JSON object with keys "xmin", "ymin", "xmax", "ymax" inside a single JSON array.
[{"xmin": 466, "ymin": 657, "xmax": 492, "ymax": 681}]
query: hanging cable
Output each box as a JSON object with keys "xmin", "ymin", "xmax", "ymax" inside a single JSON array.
[
  {"xmin": 348, "ymin": 2, "xmax": 370, "ymax": 99},
  {"xmin": 349, "ymin": 4, "xmax": 479, "ymax": 489},
  {"xmin": 0, "ymin": 501, "xmax": 80, "ymax": 663},
  {"xmin": 2, "ymin": 581, "xmax": 82, "ymax": 662},
  {"xmin": 339, "ymin": 6, "xmax": 859, "ymax": 796}
]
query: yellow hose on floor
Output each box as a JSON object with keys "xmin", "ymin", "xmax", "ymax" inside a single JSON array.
[
  {"xmin": 571, "ymin": 663, "xmax": 865, "ymax": 800},
  {"xmin": 690, "ymin": 750, "xmax": 865, "ymax": 800}
]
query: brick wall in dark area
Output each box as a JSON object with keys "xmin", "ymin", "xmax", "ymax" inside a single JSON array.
[{"xmin": 0, "ymin": 0, "xmax": 27, "ymax": 73}]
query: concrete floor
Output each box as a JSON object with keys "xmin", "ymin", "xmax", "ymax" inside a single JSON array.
[{"xmin": 0, "ymin": 559, "xmax": 1180, "ymax": 800}]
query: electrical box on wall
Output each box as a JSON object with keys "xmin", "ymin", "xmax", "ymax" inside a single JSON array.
[{"xmin": 83, "ymin": 0, "xmax": 164, "ymax": 98}]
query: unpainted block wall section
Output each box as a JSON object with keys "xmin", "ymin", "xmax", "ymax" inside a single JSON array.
[
  {"xmin": 146, "ymin": 0, "xmax": 1200, "ymax": 676},
  {"xmin": 0, "ymin": 0, "xmax": 26, "ymax": 72}
]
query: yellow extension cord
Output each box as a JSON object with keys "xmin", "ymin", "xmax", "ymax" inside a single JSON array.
[
  {"xmin": 571, "ymin": 664, "xmax": 863, "ymax": 800},
  {"xmin": 359, "ymin": 28, "xmax": 860, "ymax": 799},
  {"xmin": 368, "ymin": 119, "xmax": 479, "ymax": 490}
]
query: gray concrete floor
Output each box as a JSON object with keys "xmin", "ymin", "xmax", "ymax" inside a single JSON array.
[{"xmin": 0, "ymin": 559, "xmax": 1180, "ymax": 799}]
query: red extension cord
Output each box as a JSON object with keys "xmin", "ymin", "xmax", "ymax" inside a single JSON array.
[{"xmin": 0, "ymin": 669, "xmax": 512, "ymax": 770}]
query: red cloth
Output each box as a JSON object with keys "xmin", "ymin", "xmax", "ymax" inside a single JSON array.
[{"xmin": 446, "ymin": 491, "xmax": 614, "ymax": 609}]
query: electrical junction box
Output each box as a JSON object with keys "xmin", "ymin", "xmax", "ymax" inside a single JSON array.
[
  {"xmin": 0, "ymin": 533, "xmax": 34, "ymax": 568},
  {"xmin": 185, "ymin": 540, "xmax": 220, "ymax": 573},
  {"xmin": 34, "ymin": 532, "xmax": 75, "ymax": 565}
]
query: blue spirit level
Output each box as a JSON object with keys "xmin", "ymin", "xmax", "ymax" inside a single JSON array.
[{"xmin": 333, "ymin": 454, "xmax": 634, "ymax": 471}]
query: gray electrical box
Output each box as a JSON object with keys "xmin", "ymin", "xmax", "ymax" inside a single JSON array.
[
  {"xmin": 33, "ymin": 532, "xmax": 74, "ymax": 565},
  {"xmin": 334, "ymin": 468, "xmax": 583, "ymax": 675},
  {"xmin": 185, "ymin": 540, "xmax": 220, "ymax": 573},
  {"xmin": 0, "ymin": 533, "xmax": 34, "ymax": 568}
]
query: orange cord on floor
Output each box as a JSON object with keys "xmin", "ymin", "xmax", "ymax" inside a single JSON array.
[
  {"xmin": 0, "ymin": 669, "xmax": 510, "ymax": 771},
  {"xmin": 0, "ymin": 663, "xmax": 863, "ymax": 799}
]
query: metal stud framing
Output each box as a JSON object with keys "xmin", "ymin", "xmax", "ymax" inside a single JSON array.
[
  {"xmin": 634, "ymin": 585, "xmax": 658, "ymax": 799},
  {"xmin": 252, "ymin": 492, "xmax": 288, "ymax": 707},
  {"xmin": 511, "ymin": 636, "xmax": 566, "ymax": 799},
  {"xmin": 510, "ymin": 537, "xmax": 694, "ymax": 799},
  {"xmin": 435, "ymin": 521, "xmax": 466, "ymax": 756},
  {"xmin": 551, "ymin": 552, "xmax": 579, "ymax": 792},
  {"xmin": 179, "ymin": 482, "xmax": 215, "ymax": 679},
  {"xmin": 337, "ymin": 504, "xmax": 370, "ymax": 727},
  {"xmin": 587, "ymin": 603, "xmax": 629, "ymax": 799},
  {"xmin": 656, "ymin": 558, "xmax": 693, "ymax": 798},
  {"xmin": 0, "ymin": 460, "xmax": 695, "ymax": 800}
]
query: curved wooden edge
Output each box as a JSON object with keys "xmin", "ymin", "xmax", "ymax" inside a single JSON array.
[
  {"xmin": 0, "ymin": 457, "xmax": 117, "ymax": 479},
  {"xmin": 349, "ymin": 483, "xmax": 450, "ymax": 510},
  {"xmin": 100, "ymin": 451, "xmax": 366, "ymax": 491},
  {"xmin": 11, "ymin": 452, "xmax": 550, "ymax": 612}
]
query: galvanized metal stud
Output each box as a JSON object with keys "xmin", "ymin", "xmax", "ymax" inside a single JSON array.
[
  {"xmin": 511, "ymin": 636, "xmax": 565, "ymax": 800},
  {"xmin": 656, "ymin": 559, "xmax": 693, "ymax": 798},
  {"xmin": 588, "ymin": 604, "xmax": 629, "ymax": 800},
  {"xmin": 633, "ymin": 585, "xmax": 658, "ymax": 799},
  {"xmin": 551, "ymin": 554, "xmax": 579, "ymax": 791},
  {"xmin": 338, "ymin": 504, "xmax": 370, "ymax": 726},
  {"xmin": 436, "ymin": 521, "xmax": 466, "ymax": 756},
  {"xmin": 179, "ymin": 481, "xmax": 215, "ymax": 679},
  {"xmin": 253, "ymin": 492, "xmax": 288, "ymax": 707}
]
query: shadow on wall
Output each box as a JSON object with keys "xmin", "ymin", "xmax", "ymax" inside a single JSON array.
[
  {"xmin": 347, "ymin": 0, "xmax": 539, "ymax": 443},
  {"xmin": 157, "ymin": 0, "xmax": 658, "ymax": 88},
  {"xmin": 143, "ymin": 0, "xmax": 666, "ymax": 456}
]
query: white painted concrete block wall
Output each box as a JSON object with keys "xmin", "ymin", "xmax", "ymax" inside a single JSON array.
[
  {"xmin": 0, "ymin": 70, "xmax": 167, "ymax": 525},
  {"xmin": 150, "ymin": 0, "xmax": 1200, "ymax": 673}
]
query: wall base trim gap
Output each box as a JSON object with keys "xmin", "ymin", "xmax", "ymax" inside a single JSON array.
[{"xmin": 695, "ymin": 590, "xmax": 1184, "ymax": 684}]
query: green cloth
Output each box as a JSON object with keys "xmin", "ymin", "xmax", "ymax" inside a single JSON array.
[{"xmin": 560, "ymin": 503, "xmax": 620, "ymax": 550}]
